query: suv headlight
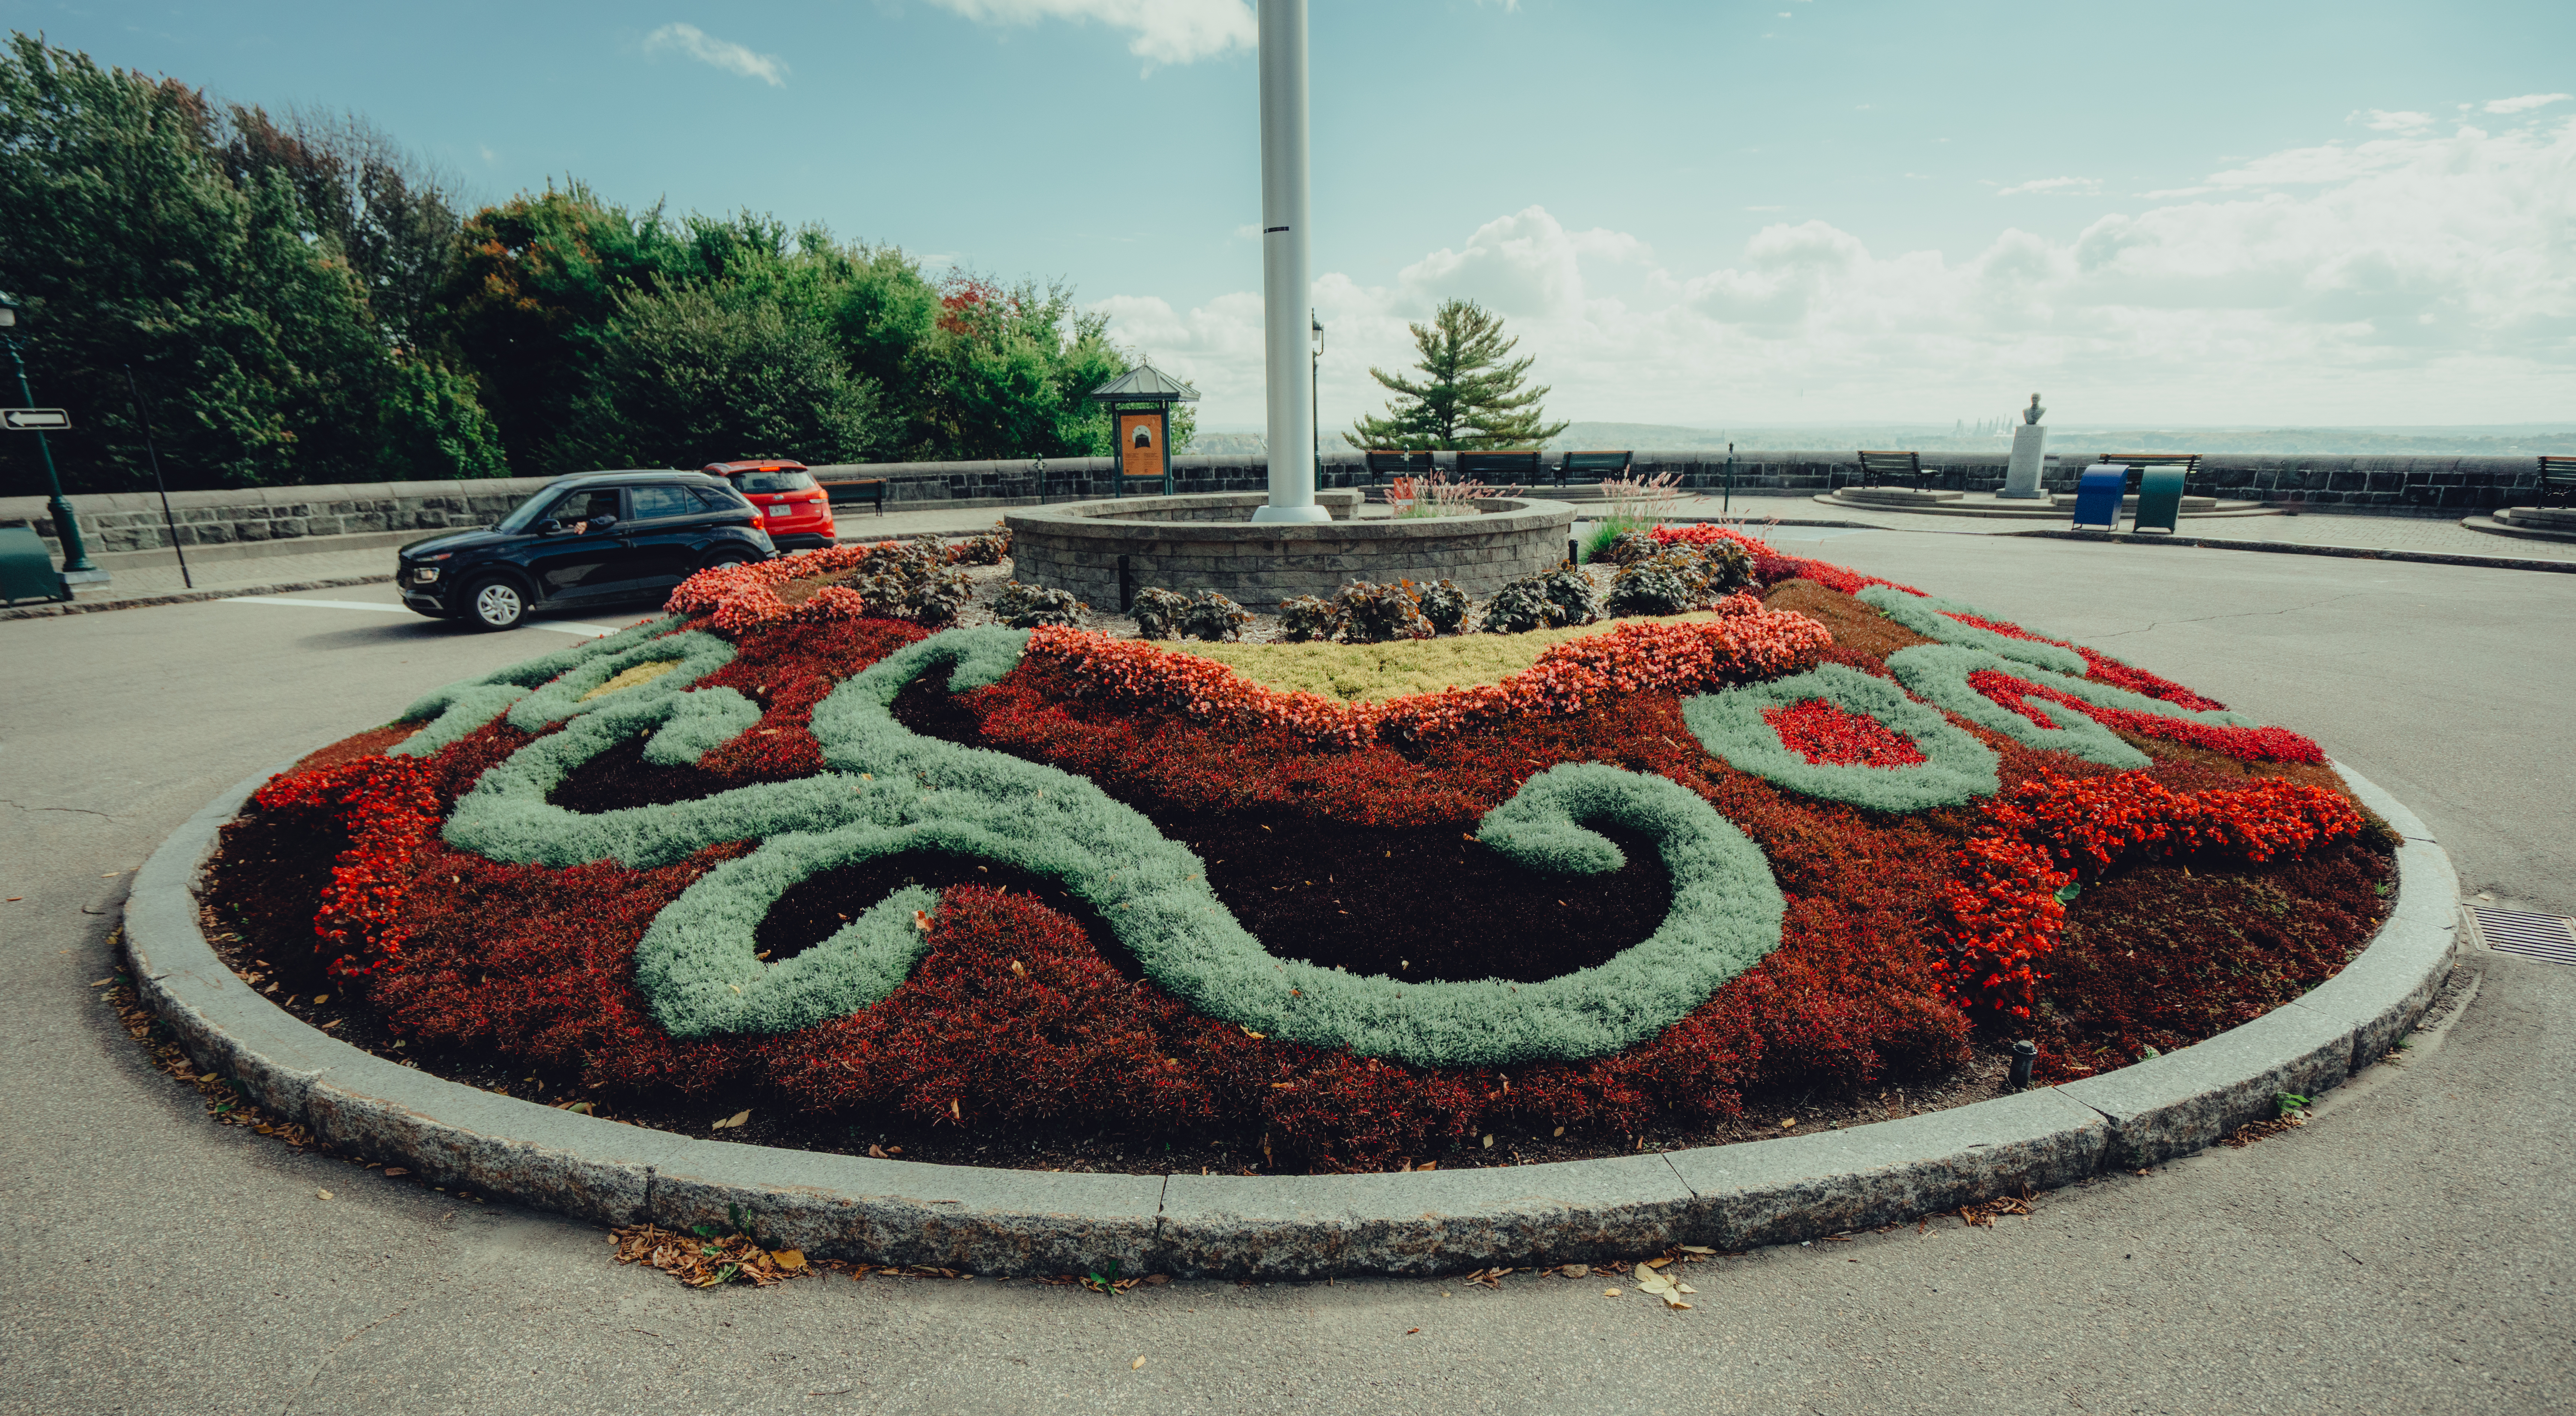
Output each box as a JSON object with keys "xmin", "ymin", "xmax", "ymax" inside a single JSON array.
[{"xmin": 412, "ymin": 566, "xmax": 440, "ymax": 583}]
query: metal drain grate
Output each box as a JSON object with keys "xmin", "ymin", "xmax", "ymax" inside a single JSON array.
[{"xmin": 2469, "ymin": 905, "xmax": 2576, "ymax": 966}]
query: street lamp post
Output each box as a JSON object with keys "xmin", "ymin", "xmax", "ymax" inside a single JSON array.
[
  {"xmin": 1310, "ymin": 311, "xmax": 1323, "ymax": 492},
  {"xmin": 0, "ymin": 293, "xmax": 104, "ymax": 581}
]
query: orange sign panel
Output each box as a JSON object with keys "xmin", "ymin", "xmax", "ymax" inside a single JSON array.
[{"xmin": 1120, "ymin": 413, "xmax": 1163, "ymax": 482}]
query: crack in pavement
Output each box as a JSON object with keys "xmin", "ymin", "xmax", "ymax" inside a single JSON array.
[
  {"xmin": 0, "ymin": 798, "xmax": 128, "ymax": 821},
  {"xmin": 288, "ymin": 1302, "xmax": 414, "ymax": 1413},
  {"xmin": 2080, "ymin": 592, "xmax": 2368, "ymax": 641}
]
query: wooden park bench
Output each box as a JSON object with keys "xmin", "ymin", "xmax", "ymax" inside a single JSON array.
[
  {"xmin": 2096, "ymin": 452, "xmax": 2203, "ymax": 495},
  {"xmin": 1853, "ymin": 449, "xmax": 1933, "ymax": 491},
  {"xmin": 1455, "ymin": 450, "xmax": 1542, "ymax": 487},
  {"xmin": 1364, "ymin": 449, "xmax": 1434, "ymax": 489},
  {"xmin": 2537, "ymin": 456, "xmax": 2576, "ymax": 508},
  {"xmin": 822, "ymin": 477, "xmax": 886, "ymax": 515},
  {"xmin": 1556, "ymin": 449, "xmax": 1633, "ymax": 490}
]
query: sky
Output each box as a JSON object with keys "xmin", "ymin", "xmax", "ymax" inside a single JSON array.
[{"xmin": 12, "ymin": 0, "xmax": 2574, "ymax": 431}]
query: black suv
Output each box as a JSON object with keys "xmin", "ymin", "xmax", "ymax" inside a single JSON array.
[{"xmin": 397, "ymin": 470, "xmax": 775, "ymax": 631}]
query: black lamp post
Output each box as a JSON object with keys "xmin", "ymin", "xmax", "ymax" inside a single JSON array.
[
  {"xmin": 0, "ymin": 292, "xmax": 103, "ymax": 581},
  {"xmin": 1309, "ymin": 311, "xmax": 1323, "ymax": 491}
]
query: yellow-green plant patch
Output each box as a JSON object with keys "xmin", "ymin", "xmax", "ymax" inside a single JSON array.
[{"xmin": 1174, "ymin": 613, "xmax": 1720, "ymax": 703}]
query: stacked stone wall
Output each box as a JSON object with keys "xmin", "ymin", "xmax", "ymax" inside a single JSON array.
[{"xmin": 1005, "ymin": 492, "xmax": 1574, "ymax": 611}]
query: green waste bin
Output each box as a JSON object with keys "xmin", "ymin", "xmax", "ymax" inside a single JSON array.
[
  {"xmin": 0, "ymin": 524, "xmax": 71, "ymax": 605},
  {"xmin": 2133, "ymin": 464, "xmax": 2187, "ymax": 534}
]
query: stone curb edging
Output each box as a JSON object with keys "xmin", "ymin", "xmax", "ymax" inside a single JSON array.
[
  {"xmin": 124, "ymin": 761, "xmax": 2456, "ymax": 1278},
  {"xmin": 2011, "ymin": 527, "xmax": 2576, "ymax": 575},
  {"xmin": 2, "ymin": 574, "xmax": 398, "ymax": 623}
]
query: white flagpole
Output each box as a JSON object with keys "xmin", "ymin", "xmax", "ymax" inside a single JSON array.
[{"xmin": 1253, "ymin": 0, "xmax": 1325, "ymax": 523}]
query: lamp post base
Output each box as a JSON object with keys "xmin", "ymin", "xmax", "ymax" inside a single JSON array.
[
  {"xmin": 1249, "ymin": 503, "xmax": 1330, "ymax": 525},
  {"xmin": 61, "ymin": 567, "xmax": 111, "ymax": 586}
]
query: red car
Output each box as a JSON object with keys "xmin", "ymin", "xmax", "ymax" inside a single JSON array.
[{"xmin": 703, "ymin": 459, "xmax": 837, "ymax": 551}]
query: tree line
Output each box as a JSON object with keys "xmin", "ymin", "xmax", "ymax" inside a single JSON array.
[{"xmin": 0, "ymin": 35, "xmax": 1173, "ymax": 497}]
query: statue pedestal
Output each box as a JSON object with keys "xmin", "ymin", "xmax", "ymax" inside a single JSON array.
[{"xmin": 2000, "ymin": 424, "xmax": 2048, "ymax": 499}]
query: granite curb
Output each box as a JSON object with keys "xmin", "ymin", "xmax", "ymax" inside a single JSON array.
[
  {"xmin": 123, "ymin": 761, "xmax": 2456, "ymax": 1278},
  {"xmin": 2, "ymin": 574, "xmax": 397, "ymax": 622},
  {"xmin": 2012, "ymin": 527, "xmax": 2576, "ymax": 574}
]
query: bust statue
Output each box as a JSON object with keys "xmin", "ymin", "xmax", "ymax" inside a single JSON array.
[{"xmin": 2023, "ymin": 393, "xmax": 2045, "ymax": 425}]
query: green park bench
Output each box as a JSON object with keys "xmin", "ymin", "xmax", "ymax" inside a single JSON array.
[
  {"xmin": 1364, "ymin": 449, "xmax": 1434, "ymax": 490},
  {"xmin": 2537, "ymin": 456, "xmax": 2576, "ymax": 508},
  {"xmin": 1853, "ymin": 449, "xmax": 1933, "ymax": 491},
  {"xmin": 1556, "ymin": 449, "xmax": 1633, "ymax": 490},
  {"xmin": 1455, "ymin": 450, "xmax": 1542, "ymax": 487},
  {"xmin": 827, "ymin": 478, "xmax": 887, "ymax": 514}
]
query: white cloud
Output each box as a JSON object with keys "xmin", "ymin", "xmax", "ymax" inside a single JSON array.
[
  {"xmin": 1997, "ymin": 176, "xmax": 2102, "ymax": 197},
  {"xmin": 2486, "ymin": 92, "xmax": 2572, "ymax": 114},
  {"xmin": 2356, "ymin": 108, "xmax": 2432, "ymax": 132},
  {"xmin": 642, "ymin": 23, "xmax": 787, "ymax": 86},
  {"xmin": 926, "ymin": 0, "xmax": 1254, "ymax": 66},
  {"xmin": 1096, "ymin": 114, "xmax": 2576, "ymax": 426}
]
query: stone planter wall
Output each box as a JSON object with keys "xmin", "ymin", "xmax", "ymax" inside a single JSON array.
[
  {"xmin": 1005, "ymin": 491, "xmax": 1578, "ymax": 611},
  {"xmin": 0, "ymin": 477, "xmax": 558, "ymax": 560}
]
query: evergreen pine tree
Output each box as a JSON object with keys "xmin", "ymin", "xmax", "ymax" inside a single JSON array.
[{"xmin": 1348, "ymin": 298, "xmax": 1569, "ymax": 451}]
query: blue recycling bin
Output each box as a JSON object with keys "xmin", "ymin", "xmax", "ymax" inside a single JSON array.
[
  {"xmin": 2070, "ymin": 465, "xmax": 2128, "ymax": 531},
  {"xmin": 2133, "ymin": 464, "xmax": 2187, "ymax": 534}
]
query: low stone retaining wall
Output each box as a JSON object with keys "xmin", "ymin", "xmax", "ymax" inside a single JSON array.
[
  {"xmin": 822, "ymin": 451, "xmax": 2553, "ymax": 518},
  {"xmin": 8, "ymin": 450, "xmax": 2545, "ymax": 565},
  {"xmin": 1005, "ymin": 491, "xmax": 1576, "ymax": 611},
  {"xmin": 0, "ymin": 476, "xmax": 557, "ymax": 561}
]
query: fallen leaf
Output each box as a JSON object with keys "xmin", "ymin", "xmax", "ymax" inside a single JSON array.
[
  {"xmin": 312, "ymin": 994, "xmax": 329, "ymax": 1006},
  {"xmin": 1603, "ymin": 1288, "xmax": 1623, "ymax": 1297},
  {"xmin": 1481, "ymin": 1134, "xmax": 1494, "ymax": 1149},
  {"xmin": 1677, "ymin": 1245, "xmax": 1716, "ymax": 1256},
  {"xmin": 557, "ymin": 1100, "xmax": 595, "ymax": 1115},
  {"xmin": 382, "ymin": 1168, "xmax": 409, "ymax": 1178},
  {"xmin": 1009, "ymin": 960, "xmax": 1027, "ymax": 978},
  {"xmin": 90, "ymin": 977, "xmax": 112, "ymax": 987},
  {"xmin": 912, "ymin": 910, "xmax": 933, "ymax": 933},
  {"xmin": 1131, "ymin": 1356, "xmax": 1146, "ymax": 1370},
  {"xmin": 713, "ymin": 1109, "xmax": 751, "ymax": 1130},
  {"xmin": 1559, "ymin": 1263, "xmax": 1587, "ymax": 1278},
  {"xmin": 771, "ymin": 1249, "xmax": 808, "ymax": 1272},
  {"xmin": 316, "ymin": 1189, "xmax": 333, "ymax": 1200},
  {"xmin": 1405, "ymin": 1327, "xmax": 1421, "ymax": 1335},
  {"xmin": 1553, "ymin": 1126, "xmax": 1565, "ymax": 1137},
  {"xmin": 1779, "ymin": 1118, "xmax": 1799, "ymax": 1129},
  {"xmin": 868, "ymin": 1143, "xmax": 889, "ymax": 1159}
]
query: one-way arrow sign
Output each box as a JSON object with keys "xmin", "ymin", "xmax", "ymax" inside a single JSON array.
[{"xmin": 2, "ymin": 408, "xmax": 70, "ymax": 431}]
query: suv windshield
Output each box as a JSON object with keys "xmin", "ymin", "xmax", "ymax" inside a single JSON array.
[{"xmin": 732, "ymin": 468, "xmax": 816, "ymax": 494}]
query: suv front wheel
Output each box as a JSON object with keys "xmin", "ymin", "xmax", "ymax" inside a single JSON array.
[{"xmin": 464, "ymin": 576, "xmax": 529, "ymax": 632}]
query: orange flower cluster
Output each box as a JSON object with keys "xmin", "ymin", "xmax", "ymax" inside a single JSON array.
[
  {"xmin": 663, "ymin": 543, "xmax": 903, "ymax": 632},
  {"xmin": 1026, "ymin": 598, "xmax": 1831, "ymax": 747},
  {"xmin": 251, "ymin": 756, "xmax": 442, "ymax": 976},
  {"xmin": 1935, "ymin": 770, "xmax": 2366, "ymax": 1017}
]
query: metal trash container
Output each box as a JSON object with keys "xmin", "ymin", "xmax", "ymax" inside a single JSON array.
[
  {"xmin": 2070, "ymin": 465, "xmax": 2129, "ymax": 531},
  {"xmin": 2133, "ymin": 464, "xmax": 2187, "ymax": 534},
  {"xmin": 0, "ymin": 524, "xmax": 71, "ymax": 605}
]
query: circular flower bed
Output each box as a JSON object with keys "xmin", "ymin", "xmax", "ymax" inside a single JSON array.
[{"xmin": 205, "ymin": 529, "xmax": 2393, "ymax": 1173}]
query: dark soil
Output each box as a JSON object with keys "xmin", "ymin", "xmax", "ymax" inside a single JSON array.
[
  {"xmin": 757, "ymin": 850, "xmax": 1136, "ymax": 977},
  {"xmin": 546, "ymin": 734, "xmax": 746, "ymax": 814}
]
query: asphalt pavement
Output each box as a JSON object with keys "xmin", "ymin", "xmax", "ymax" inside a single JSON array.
[{"xmin": 2, "ymin": 533, "xmax": 2570, "ymax": 1415}]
